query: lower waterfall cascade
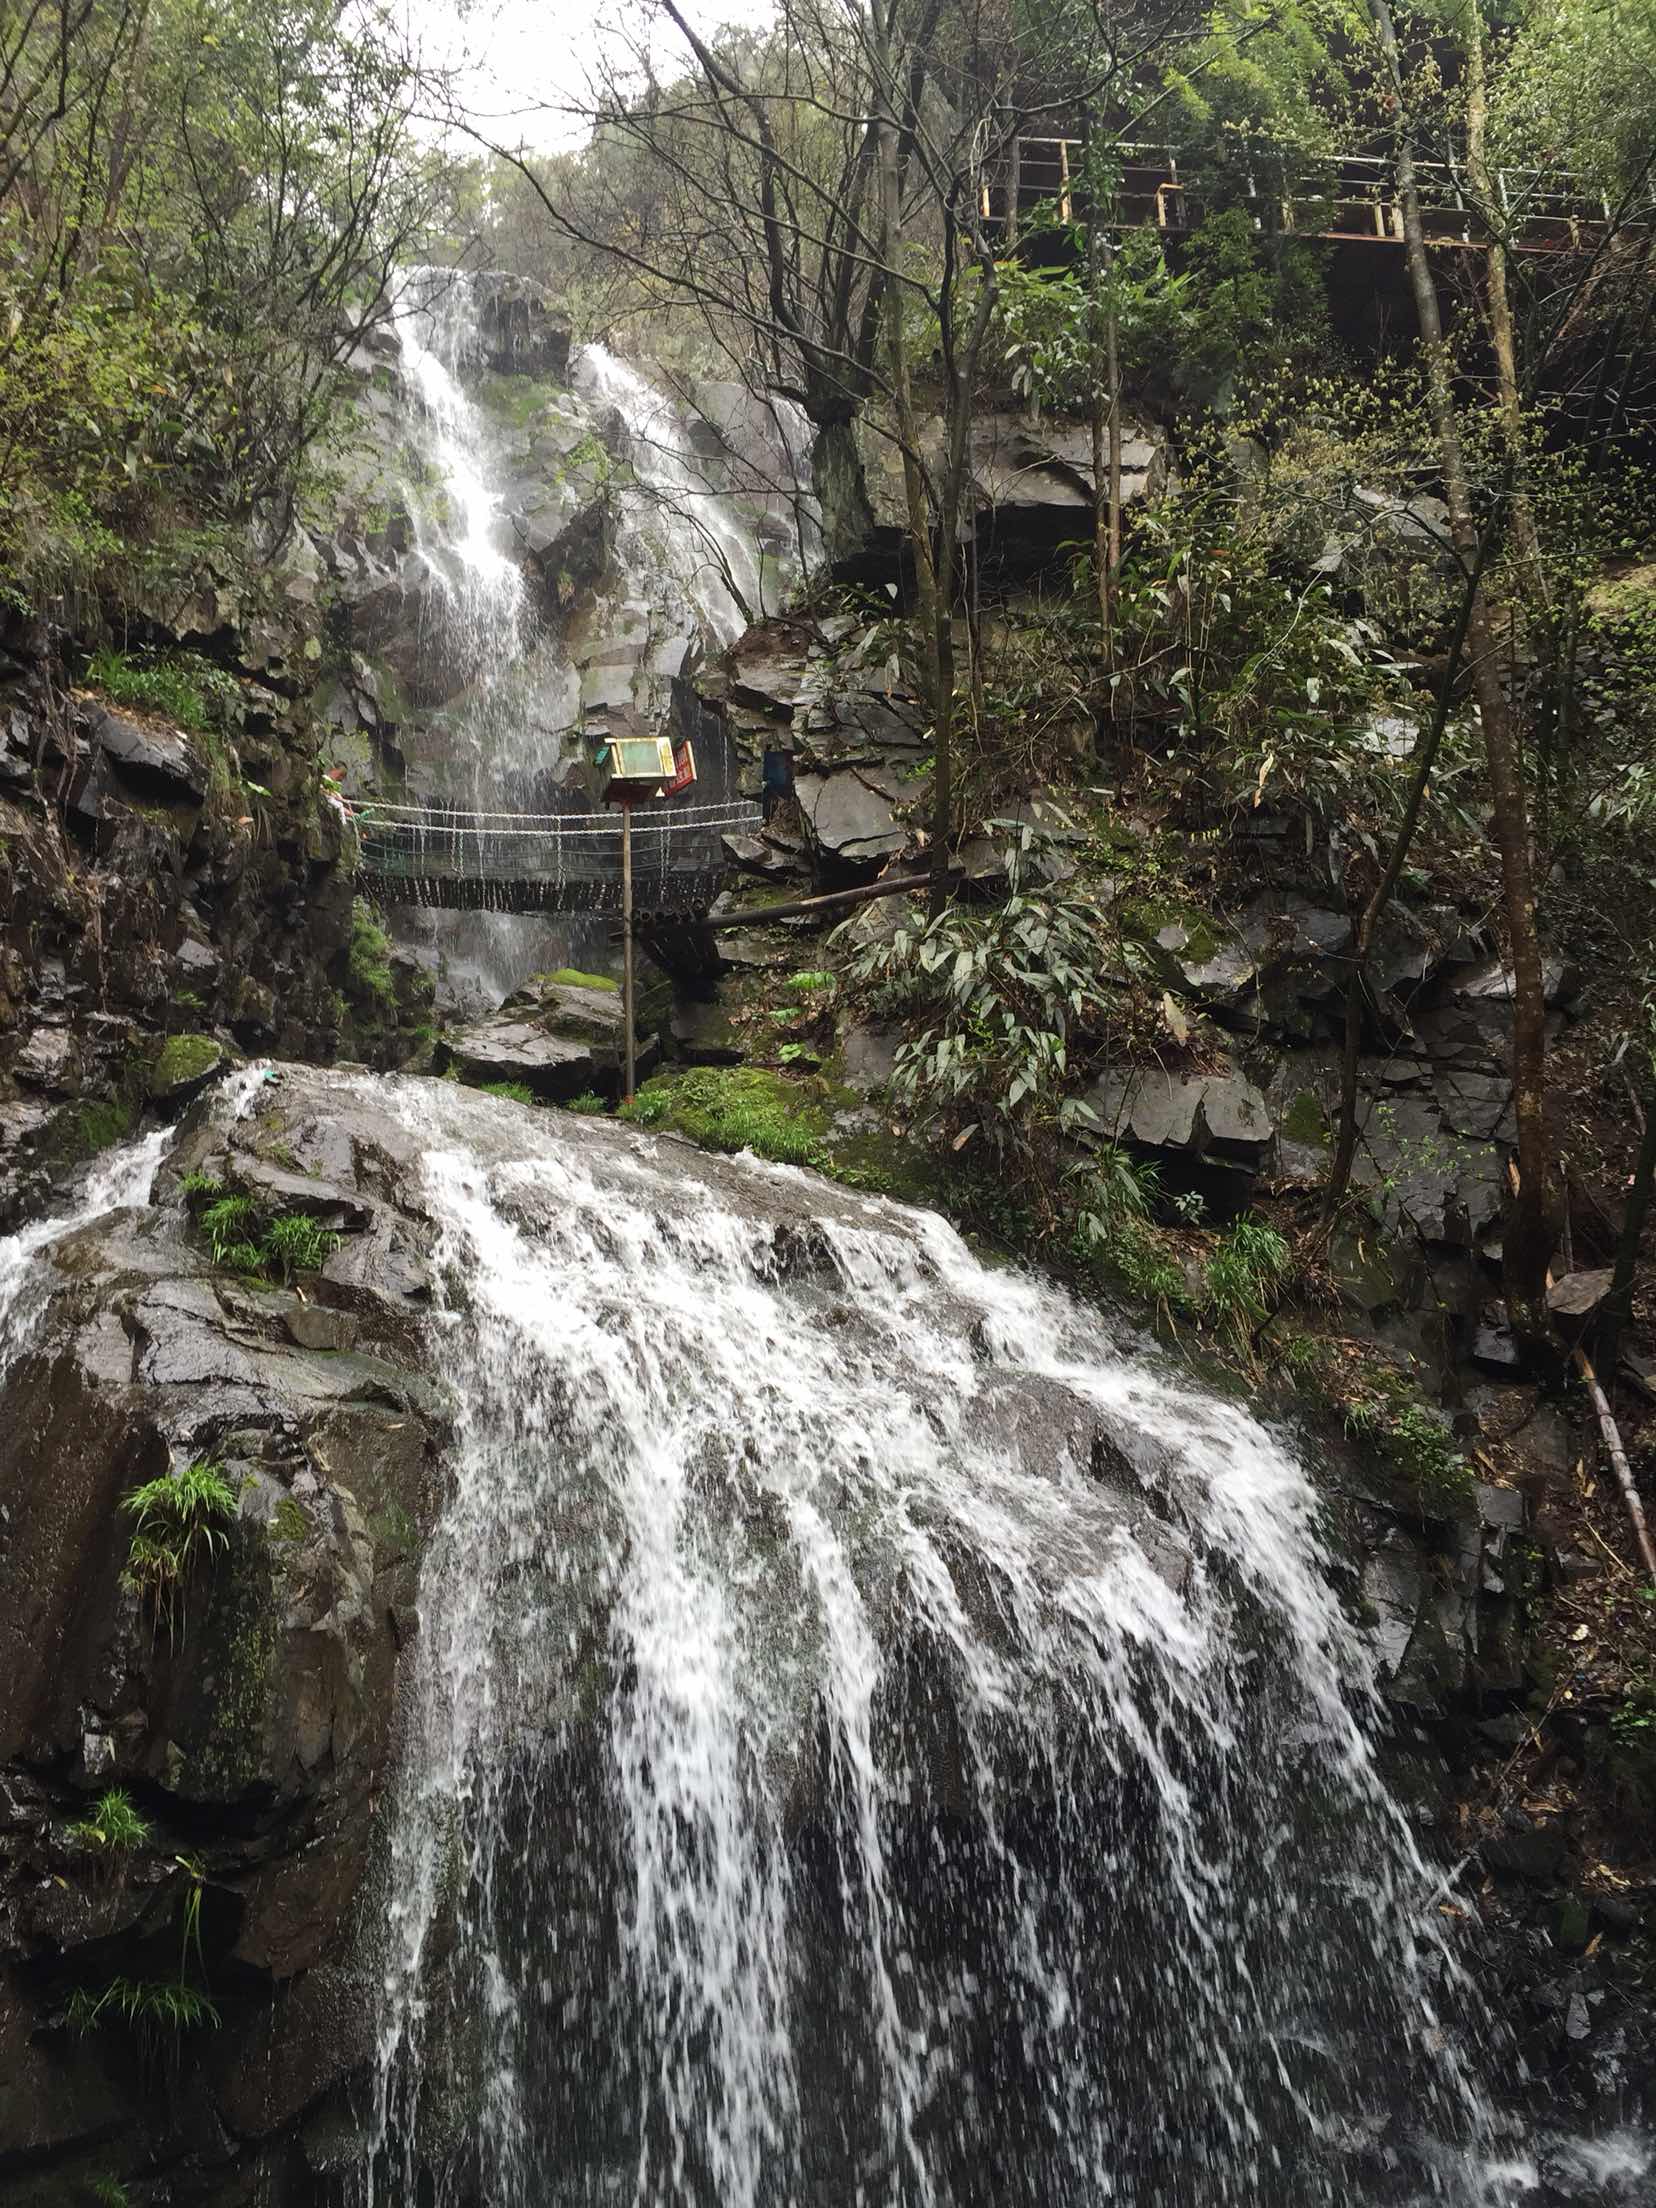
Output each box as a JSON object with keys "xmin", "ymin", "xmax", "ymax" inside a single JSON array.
[{"xmin": 346, "ymin": 1074, "xmax": 1543, "ymax": 2208}]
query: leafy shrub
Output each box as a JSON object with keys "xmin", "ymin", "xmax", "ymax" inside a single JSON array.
[
  {"xmin": 199, "ymin": 1193, "xmax": 265, "ymax": 1272},
  {"xmin": 563, "ymin": 1092, "xmax": 608, "ymax": 1116},
  {"xmin": 262, "ymin": 1212, "xmax": 343, "ymax": 1281},
  {"xmin": 842, "ymin": 821, "xmax": 1126, "ymax": 1222},
  {"xmin": 1206, "ymin": 1219, "xmax": 1292, "ymax": 1339},
  {"xmin": 185, "ymin": 1179, "xmax": 340, "ymax": 1282},
  {"xmin": 84, "ymin": 648, "xmax": 239, "ymax": 736},
  {"xmin": 477, "ymin": 1080, "xmax": 537, "ymax": 1107}
]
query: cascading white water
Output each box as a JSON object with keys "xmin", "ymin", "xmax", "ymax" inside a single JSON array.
[
  {"xmin": 573, "ymin": 344, "xmax": 814, "ymax": 654},
  {"xmin": 0, "ymin": 1132, "xmax": 171, "ymax": 1387},
  {"xmin": 0, "ymin": 1064, "xmax": 269, "ymax": 1387},
  {"xmin": 395, "ymin": 277, "xmax": 530, "ymax": 680},
  {"xmin": 361, "ymin": 1078, "xmax": 1518, "ymax": 2208},
  {"xmin": 384, "ymin": 278, "xmax": 815, "ymax": 1009}
]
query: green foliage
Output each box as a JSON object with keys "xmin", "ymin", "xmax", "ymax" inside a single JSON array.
[
  {"xmin": 0, "ymin": 0, "xmax": 439, "ymax": 598},
  {"xmin": 478, "ymin": 1080, "xmax": 537, "ymax": 1107},
  {"xmin": 185, "ymin": 1175, "xmax": 340, "ymax": 1282},
  {"xmin": 346, "ymin": 901, "xmax": 397, "ymax": 1014},
  {"xmin": 842, "ymin": 822, "xmax": 1122, "ymax": 1215},
  {"xmin": 1171, "ymin": 210, "xmax": 1332, "ymax": 399},
  {"xmin": 993, "ymin": 229, "xmax": 1190, "ymax": 414},
  {"xmin": 67, "ymin": 1977, "xmax": 220, "ymax": 2038},
  {"xmin": 85, "ymin": 649, "xmax": 240, "ymax": 737},
  {"xmin": 262, "ymin": 1211, "xmax": 343, "ymax": 1281},
  {"xmin": 69, "ymin": 1789, "xmax": 153, "ymax": 1855},
  {"xmin": 622, "ymin": 1069, "xmax": 828, "ymax": 1167},
  {"xmin": 199, "ymin": 1193, "xmax": 265, "ymax": 1272},
  {"xmin": 563, "ymin": 1091, "xmax": 609, "ymax": 1115},
  {"xmin": 1284, "ymin": 1333, "xmax": 1475, "ymax": 1518},
  {"xmin": 88, "ymin": 2178, "xmax": 131, "ymax": 2208},
  {"xmin": 120, "ymin": 1460, "xmax": 238, "ymax": 1644},
  {"xmin": 1206, "ymin": 1219, "xmax": 1292, "ymax": 1337}
]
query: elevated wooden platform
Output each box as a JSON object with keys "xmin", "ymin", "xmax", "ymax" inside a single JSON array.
[{"xmin": 990, "ymin": 140, "xmax": 1638, "ymax": 255}]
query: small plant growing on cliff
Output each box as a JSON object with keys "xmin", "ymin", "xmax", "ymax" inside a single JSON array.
[
  {"xmin": 263, "ymin": 1211, "xmax": 341, "ymax": 1281},
  {"xmin": 1205, "ymin": 1219, "xmax": 1292, "ymax": 1342},
  {"xmin": 346, "ymin": 899, "xmax": 397, "ymax": 1014},
  {"xmin": 186, "ymin": 1179, "xmax": 339, "ymax": 1282},
  {"xmin": 68, "ymin": 1788, "xmax": 152, "ymax": 1855},
  {"xmin": 88, "ymin": 2176, "xmax": 130, "ymax": 2207},
  {"xmin": 67, "ymin": 1976, "xmax": 220, "ymax": 2040},
  {"xmin": 478, "ymin": 1079, "xmax": 537, "ymax": 1107},
  {"xmin": 199, "ymin": 1191, "xmax": 265, "ymax": 1271},
  {"xmin": 120, "ymin": 1460, "xmax": 237, "ymax": 1646}
]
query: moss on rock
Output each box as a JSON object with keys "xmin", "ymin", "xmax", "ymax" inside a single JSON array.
[{"xmin": 148, "ymin": 1032, "xmax": 225, "ymax": 1101}]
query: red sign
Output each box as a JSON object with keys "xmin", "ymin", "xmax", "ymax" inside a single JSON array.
[{"xmin": 664, "ymin": 739, "xmax": 697, "ymax": 797}]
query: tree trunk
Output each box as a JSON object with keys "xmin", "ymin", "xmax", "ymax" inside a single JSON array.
[
  {"xmin": 1323, "ymin": 514, "xmax": 1496, "ymax": 1221},
  {"xmin": 1370, "ymin": 0, "xmax": 1555, "ymax": 1340},
  {"xmin": 1084, "ymin": 120, "xmax": 1112, "ymax": 651},
  {"xmin": 872, "ymin": 5, "xmax": 947, "ymax": 912},
  {"xmin": 1462, "ymin": 5, "xmax": 1544, "ymax": 593},
  {"xmin": 1602, "ymin": 1071, "xmax": 1656, "ymax": 1377}
]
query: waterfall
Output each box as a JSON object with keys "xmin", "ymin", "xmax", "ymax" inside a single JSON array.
[
  {"xmin": 394, "ymin": 273, "xmax": 531, "ymax": 687},
  {"xmin": 573, "ymin": 344, "xmax": 815, "ymax": 655},
  {"xmin": 360, "ymin": 1078, "xmax": 1514, "ymax": 2208},
  {"xmin": 0, "ymin": 1065, "xmax": 267, "ymax": 1386},
  {"xmin": 0, "ymin": 1132, "xmax": 171, "ymax": 1387},
  {"xmin": 383, "ymin": 278, "xmax": 815, "ymax": 1009}
]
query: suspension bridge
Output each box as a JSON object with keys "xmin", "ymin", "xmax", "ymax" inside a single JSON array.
[{"xmin": 355, "ymin": 796, "xmax": 765, "ymax": 917}]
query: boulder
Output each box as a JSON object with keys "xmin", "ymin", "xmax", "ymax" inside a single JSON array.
[
  {"xmin": 88, "ymin": 706, "xmax": 208, "ymax": 805},
  {"xmin": 440, "ymin": 975, "xmax": 645, "ymax": 1099},
  {"xmin": 1084, "ymin": 1064, "xmax": 1274, "ymax": 1165},
  {"xmin": 794, "ymin": 767, "xmax": 911, "ymax": 867},
  {"xmin": 1546, "ymin": 1269, "xmax": 1614, "ymax": 1330}
]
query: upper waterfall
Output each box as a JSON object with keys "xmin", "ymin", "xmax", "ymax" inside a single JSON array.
[{"xmin": 354, "ymin": 1075, "xmax": 1513, "ymax": 2208}]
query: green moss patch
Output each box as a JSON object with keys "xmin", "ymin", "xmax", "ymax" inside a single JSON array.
[
  {"xmin": 148, "ymin": 1032, "xmax": 225, "ymax": 1099},
  {"xmin": 541, "ymin": 967, "xmax": 618, "ymax": 993},
  {"xmin": 621, "ymin": 1068, "xmax": 829, "ymax": 1168}
]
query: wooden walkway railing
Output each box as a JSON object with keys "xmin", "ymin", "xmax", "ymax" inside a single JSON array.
[{"xmin": 990, "ymin": 140, "xmax": 1639, "ymax": 254}]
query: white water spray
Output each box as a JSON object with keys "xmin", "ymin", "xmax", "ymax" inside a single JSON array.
[{"xmin": 362, "ymin": 1078, "xmax": 1517, "ymax": 2208}]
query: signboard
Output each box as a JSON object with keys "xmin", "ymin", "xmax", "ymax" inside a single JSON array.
[{"xmin": 664, "ymin": 740, "xmax": 697, "ymax": 797}]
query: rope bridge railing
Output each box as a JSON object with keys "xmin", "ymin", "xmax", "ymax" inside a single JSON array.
[{"xmin": 356, "ymin": 796, "xmax": 763, "ymax": 916}]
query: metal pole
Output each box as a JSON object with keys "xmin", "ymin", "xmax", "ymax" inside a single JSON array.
[{"xmin": 621, "ymin": 799, "xmax": 637, "ymax": 1103}]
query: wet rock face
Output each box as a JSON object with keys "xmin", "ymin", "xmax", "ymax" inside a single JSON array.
[
  {"xmin": 0, "ymin": 609, "xmax": 415, "ymax": 1231},
  {"xmin": 0, "ymin": 1068, "xmax": 447, "ymax": 2201}
]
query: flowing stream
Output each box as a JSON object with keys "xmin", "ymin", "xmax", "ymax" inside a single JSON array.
[{"xmin": 358, "ymin": 1078, "xmax": 1522, "ymax": 2208}]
